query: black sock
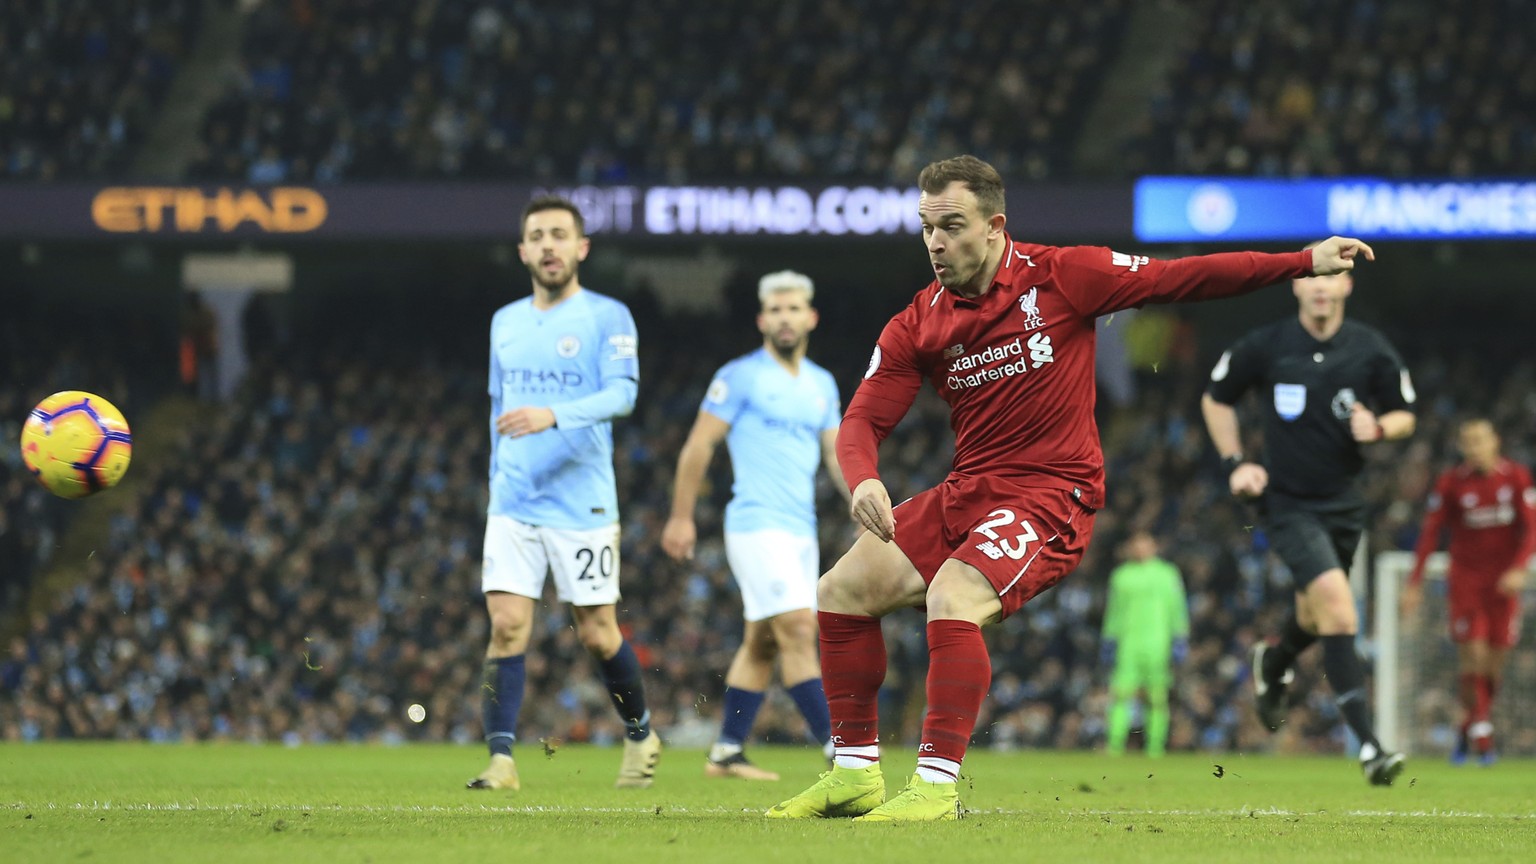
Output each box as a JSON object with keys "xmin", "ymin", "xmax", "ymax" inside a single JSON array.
[
  {"xmin": 1319, "ymin": 634, "xmax": 1380, "ymax": 752},
  {"xmin": 1265, "ymin": 613, "xmax": 1317, "ymax": 682},
  {"xmin": 597, "ymin": 640, "xmax": 651, "ymax": 742}
]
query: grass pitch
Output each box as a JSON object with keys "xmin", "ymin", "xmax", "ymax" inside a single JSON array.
[{"xmin": 4, "ymin": 744, "xmax": 1534, "ymax": 863}]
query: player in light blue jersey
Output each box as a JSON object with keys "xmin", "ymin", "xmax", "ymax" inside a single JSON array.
[
  {"xmin": 663, "ymin": 270, "xmax": 849, "ymax": 780},
  {"xmin": 468, "ymin": 197, "xmax": 660, "ymax": 793}
]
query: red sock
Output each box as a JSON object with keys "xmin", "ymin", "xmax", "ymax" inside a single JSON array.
[
  {"xmin": 819, "ymin": 611, "xmax": 886, "ymax": 750},
  {"xmin": 1474, "ymin": 675, "xmax": 1494, "ymax": 724},
  {"xmin": 1458, "ymin": 673, "xmax": 1479, "ymax": 735},
  {"xmin": 919, "ymin": 620, "xmax": 991, "ymax": 773},
  {"xmin": 1473, "ymin": 675, "xmax": 1497, "ymax": 753}
]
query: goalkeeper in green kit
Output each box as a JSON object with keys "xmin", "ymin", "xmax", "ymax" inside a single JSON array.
[{"xmin": 1100, "ymin": 530, "xmax": 1189, "ymax": 757}]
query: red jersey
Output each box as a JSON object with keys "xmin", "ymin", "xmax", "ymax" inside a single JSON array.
[
  {"xmin": 1410, "ymin": 458, "xmax": 1536, "ymax": 585},
  {"xmin": 838, "ymin": 237, "xmax": 1314, "ymax": 508}
]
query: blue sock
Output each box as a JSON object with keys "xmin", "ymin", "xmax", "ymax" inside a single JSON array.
[
  {"xmin": 787, "ymin": 678, "xmax": 832, "ymax": 745},
  {"xmin": 598, "ymin": 640, "xmax": 651, "ymax": 742},
  {"xmin": 718, "ymin": 687, "xmax": 766, "ymax": 747},
  {"xmin": 482, "ymin": 656, "xmax": 525, "ymax": 756}
]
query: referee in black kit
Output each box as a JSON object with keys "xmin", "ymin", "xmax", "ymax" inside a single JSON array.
[{"xmin": 1201, "ymin": 238, "xmax": 1415, "ymax": 786}]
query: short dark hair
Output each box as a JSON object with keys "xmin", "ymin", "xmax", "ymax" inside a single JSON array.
[
  {"xmin": 918, "ymin": 155, "xmax": 1005, "ymax": 218},
  {"xmin": 521, "ymin": 195, "xmax": 585, "ymax": 238}
]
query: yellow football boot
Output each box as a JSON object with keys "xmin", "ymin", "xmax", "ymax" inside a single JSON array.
[
  {"xmin": 853, "ymin": 774, "xmax": 961, "ymax": 822},
  {"xmin": 765, "ymin": 763, "xmax": 885, "ymax": 819}
]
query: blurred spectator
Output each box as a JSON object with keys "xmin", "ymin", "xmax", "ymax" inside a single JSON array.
[
  {"xmin": 0, "ymin": 0, "xmax": 203, "ymax": 181},
  {"xmin": 1128, "ymin": 0, "xmax": 1536, "ymax": 177},
  {"xmin": 188, "ymin": 0, "xmax": 1128, "ymax": 183},
  {"xmin": 0, "ymin": 303, "xmax": 156, "ymax": 618}
]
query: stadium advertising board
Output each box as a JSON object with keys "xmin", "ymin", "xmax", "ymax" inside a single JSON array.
[
  {"xmin": 0, "ymin": 182, "xmax": 1130, "ymax": 241},
  {"xmin": 1136, "ymin": 177, "xmax": 1536, "ymax": 241}
]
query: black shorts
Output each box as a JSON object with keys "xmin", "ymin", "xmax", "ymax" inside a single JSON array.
[{"xmin": 1262, "ymin": 492, "xmax": 1365, "ymax": 589}]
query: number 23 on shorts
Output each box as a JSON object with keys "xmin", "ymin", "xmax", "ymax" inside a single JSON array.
[{"xmin": 971, "ymin": 508, "xmax": 1037, "ymax": 561}]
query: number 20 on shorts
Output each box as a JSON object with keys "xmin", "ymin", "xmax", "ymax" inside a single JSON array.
[{"xmin": 972, "ymin": 508, "xmax": 1037, "ymax": 561}]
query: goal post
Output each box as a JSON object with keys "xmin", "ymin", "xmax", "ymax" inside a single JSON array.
[{"xmin": 1373, "ymin": 550, "xmax": 1536, "ymax": 757}]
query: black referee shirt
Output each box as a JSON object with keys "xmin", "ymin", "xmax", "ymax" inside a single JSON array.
[{"xmin": 1206, "ymin": 318, "xmax": 1415, "ymax": 501}]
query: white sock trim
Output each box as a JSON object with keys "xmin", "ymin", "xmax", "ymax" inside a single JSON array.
[
  {"xmin": 834, "ymin": 744, "xmax": 879, "ymax": 768},
  {"xmin": 916, "ymin": 756, "xmax": 961, "ymax": 784}
]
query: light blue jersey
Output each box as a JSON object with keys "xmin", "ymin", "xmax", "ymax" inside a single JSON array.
[
  {"xmin": 701, "ymin": 348, "xmax": 841, "ymax": 537},
  {"xmin": 488, "ymin": 289, "xmax": 639, "ymax": 530}
]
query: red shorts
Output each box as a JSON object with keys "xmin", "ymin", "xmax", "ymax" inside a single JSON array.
[
  {"xmin": 1448, "ymin": 578, "xmax": 1521, "ymax": 649},
  {"xmin": 892, "ymin": 474, "xmax": 1095, "ymax": 620}
]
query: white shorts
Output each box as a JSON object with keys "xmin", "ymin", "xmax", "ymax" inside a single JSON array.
[
  {"xmin": 482, "ymin": 514, "xmax": 621, "ymax": 606},
  {"xmin": 724, "ymin": 529, "xmax": 820, "ymax": 622}
]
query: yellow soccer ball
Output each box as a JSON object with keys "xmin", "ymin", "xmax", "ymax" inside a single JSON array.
[{"xmin": 19, "ymin": 391, "xmax": 133, "ymax": 499}]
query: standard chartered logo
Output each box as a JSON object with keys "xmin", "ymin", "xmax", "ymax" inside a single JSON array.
[{"xmin": 945, "ymin": 335, "xmax": 1054, "ymax": 391}]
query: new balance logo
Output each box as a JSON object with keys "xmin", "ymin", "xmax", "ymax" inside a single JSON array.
[
  {"xmin": 942, "ymin": 343, "xmax": 966, "ymax": 360},
  {"xmin": 1028, "ymin": 333, "xmax": 1054, "ymax": 368}
]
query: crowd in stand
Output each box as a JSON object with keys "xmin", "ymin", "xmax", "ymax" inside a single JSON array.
[
  {"xmin": 0, "ymin": 304, "xmax": 156, "ymax": 626},
  {"xmin": 5, "ymin": 293, "xmax": 1530, "ymax": 756},
  {"xmin": 0, "ymin": 0, "xmax": 203, "ymax": 181},
  {"xmin": 9, "ymin": 0, "xmax": 1529, "ymax": 184},
  {"xmin": 1127, "ymin": 0, "xmax": 1536, "ymax": 177},
  {"xmin": 189, "ymin": 0, "xmax": 1127, "ymax": 184}
]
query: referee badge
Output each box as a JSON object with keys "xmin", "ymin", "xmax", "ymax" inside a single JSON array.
[{"xmin": 1273, "ymin": 383, "xmax": 1307, "ymax": 421}]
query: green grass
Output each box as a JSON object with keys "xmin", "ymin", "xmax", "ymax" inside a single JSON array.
[{"xmin": 3, "ymin": 744, "xmax": 1534, "ymax": 863}]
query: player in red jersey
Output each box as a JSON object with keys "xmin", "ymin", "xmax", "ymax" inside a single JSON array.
[
  {"xmin": 765, "ymin": 155, "xmax": 1376, "ymax": 822},
  {"xmin": 1402, "ymin": 418, "xmax": 1536, "ymax": 764}
]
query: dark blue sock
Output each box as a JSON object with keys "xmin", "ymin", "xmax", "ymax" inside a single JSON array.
[
  {"xmin": 482, "ymin": 655, "xmax": 525, "ymax": 756},
  {"xmin": 598, "ymin": 640, "xmax": 651, "ymax": 742},
  {"xmin": 718, "ymin": 687, "xmax": 766, "ymax": 746},
  {"xmin": 787, "ymin": 678, "xmax": 832, "ymax": 745}
]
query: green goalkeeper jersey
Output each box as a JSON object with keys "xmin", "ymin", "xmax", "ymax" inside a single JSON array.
[{"xmin": 1101, "ymin": 557, "xmax": 1189, "ymax": 655}]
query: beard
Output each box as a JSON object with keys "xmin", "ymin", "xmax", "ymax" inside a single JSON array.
[
  {"xmin": 769, "ymin": 332, "xmax": 806, "ymax": 359},
  {"xmin": 528, "ymin": 259, "xmax": 577, "ymax": 293}
]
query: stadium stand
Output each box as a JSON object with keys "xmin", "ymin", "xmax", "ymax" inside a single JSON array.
[
  {"xmin": 187, "ymin": 0, "xmax": 1128, "ymax": 183},
  {"xmin": 0, "ymin": 0, "xmax": 205, "ymax": 180},
  {"xmin": 1127, "ymin": 0, "xmax": 1536, "ymax": 177}
]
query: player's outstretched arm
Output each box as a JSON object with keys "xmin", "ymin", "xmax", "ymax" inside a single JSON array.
[
  {"xmin": 1309, "ymin": 236, "xmax": 1376, "ymax": 275},
  {"xmin": 662, "ymin": 411, "xmax": 730, "ymax": 561}
]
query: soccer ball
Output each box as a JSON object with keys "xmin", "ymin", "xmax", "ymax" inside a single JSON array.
[{"xmin": 19, "ymin": 391, "xmax": 133, "ymax": 499}]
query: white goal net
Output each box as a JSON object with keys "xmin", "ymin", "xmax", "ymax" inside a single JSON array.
[{"xmin": 1373, "ymin": 551, "xmax": 1536, "ymax": 757}]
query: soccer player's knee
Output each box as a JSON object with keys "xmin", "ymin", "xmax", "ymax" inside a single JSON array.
[
  {"xmin": 772, "ymin": 614, "xmax": 817, "ymax": 652},
  {"xmin": 1312, "ymin": 595, "xmax": 1358, "ymax": 634},
  {"xmin": 746, "ymin": 640, "xmax": 778, "ymax": 665},
  {"xmin": 488, "ymin": 607, "xmax": 530, "ymax": 647},
  {"xmin": 575, "ymin": 618, "xmax": 621, "ymax": 657},
  {"xmin": 925, "ymin": 567, "xmax": 992, "ymax": 621},
  {"xmin": 817, "ymin": 567, "xmax": 858, "ymax": 610}
]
